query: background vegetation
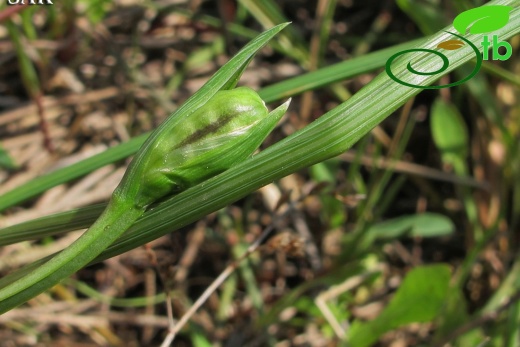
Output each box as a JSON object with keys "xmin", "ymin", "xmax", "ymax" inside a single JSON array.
[{"xmin": 0, "ymin": 0, "xmax": 518, "ymax": 346}]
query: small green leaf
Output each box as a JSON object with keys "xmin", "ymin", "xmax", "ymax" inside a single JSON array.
[
  {"xmin": 310, "ymin": 160, "xmax": 346, "ymax": 228},
  {"xmin": 6, "ymin": 21, "xmax": 41, "ymax": 98},
  {"xmin": 0, "ymin": 144, "xmax": 17, "ymax": 170},
  {"xmin": 79, "ymin": 0, "xmax": 112, "ymax": 24},
  {"xmin": 430, "ymin": 98, "xmax": 469, "ymax": 157},
  {"xmin": 367, "ymin": 213, "xmax": 455, "ymax": 239},
  {"xmin": 190, "ymin": 331, "xmax": 212, "ymax": 347},
  {"xmin": 453, "ymin": 5, "xmax": 513, "ymax": 35},
  {"xmin": 348, "ymin": 264, "xmax": 451, "ymax": 347}
]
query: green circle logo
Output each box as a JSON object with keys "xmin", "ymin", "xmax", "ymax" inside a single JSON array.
[{"xmin": 385, "ymin": 31, "xmax": 483, "ymax": 89}]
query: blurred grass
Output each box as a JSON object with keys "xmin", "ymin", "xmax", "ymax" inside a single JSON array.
[{"xmin": 0, "ymin": 0, "xmax": 519, "ymax": 346}]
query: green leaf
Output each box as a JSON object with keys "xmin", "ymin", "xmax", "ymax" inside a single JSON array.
[
  {"xmin": 238, "ymin": 0, "xmax": 309, "ymax": 64},
  {"xmin": 367, "ymin": 212, "xmax": 455, "ymax": 239},
  {"xmin": 6, "ymin": 20, "xmax": 41, "ymax": 98},
  {"xmin": 348, "ymin": 264, "xmax": 451, "ymax": 347},
  {"xmin": 453, "ymin": 5, "xmax": 513, "ymax": 35},
  {"xmin": 190, "ymin": 331, "xmax": 212, "ymax": 347},
  {"xmin": 0, "ymin": 134, "xmax": 148, "ymax": 212},
  {"xmin": 79, "ymin": 0, "xmax": 112, "ymax": 24},
  {"xmin": 0, "ymin": 144, "xmax": 17, "ymax": 170},
  {"xmin": 430, "ymin": 98, "xmax": 469, "ymax": 158},
  {"xmin": 397, "ymin": 0, "xmax": 448, "ymax": 35},
  {"xmin": 0, "ymin": 204, "xmax": 106, "ymax": 246},
  {"xmin": 310, "ymin": 160, "xmax": 346, "ymax": 228}
]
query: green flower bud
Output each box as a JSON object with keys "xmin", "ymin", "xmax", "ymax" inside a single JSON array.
[{"xmin": 115, "ymin": 87, "xmax": 290, "ymax": 209}]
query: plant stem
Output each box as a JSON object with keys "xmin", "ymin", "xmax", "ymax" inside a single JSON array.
[{"xmin": 0, "ymin": 199, "xmax": 144, "ymax": 313}]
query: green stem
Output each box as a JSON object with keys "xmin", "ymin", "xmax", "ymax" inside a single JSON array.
[{"xmin": 0, "ymin": 199, "xmax": 144, "ymax": 313}]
